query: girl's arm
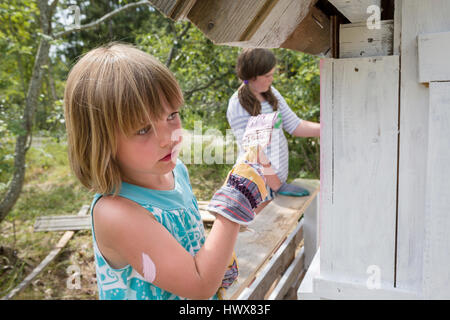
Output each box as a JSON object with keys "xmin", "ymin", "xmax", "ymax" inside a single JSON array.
[
  {"xmin": 93, "ymin": 195, "xmax": 241, "ymax": 300},
  {"xmin": 256, "ymin": 147, "xmax": 282, "ymax": 191},
  {"xmin": 292, "ymin": 120, "xmax": 320, "ymax": 138}
]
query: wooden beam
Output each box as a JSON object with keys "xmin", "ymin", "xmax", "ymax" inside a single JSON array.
[
  {"xmin": 187, "ymin": 0, "xmax": 330, "ymax": 55},
  {"xmin": 187, "ymin": 0, "xmax": 276, "ymax": 44},
  {"xmin": 281, "ymin": 6, "xmax": 331, "ymax": 56},
  {"xmin": 149, "ymin": 0, "xmax": 197, "ymax": 20}
]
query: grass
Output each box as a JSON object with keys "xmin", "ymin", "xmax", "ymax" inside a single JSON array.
[{"xmin": 0, "ymin": 138, "xmax": 95, "ymax": 299}]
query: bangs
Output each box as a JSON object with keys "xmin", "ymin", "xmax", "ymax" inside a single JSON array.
[{"xmin": 114, "ymin": 50, "xmax": 184, "ymax": 137}]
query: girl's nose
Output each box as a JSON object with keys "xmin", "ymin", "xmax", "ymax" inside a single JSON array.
[
  {"xmin": 159, "ymin": 129, "xmax": 173, "ymax": 148},
  {"xmin": 159, "ymin": 125, "xmax": 182, "ymax": 149}
]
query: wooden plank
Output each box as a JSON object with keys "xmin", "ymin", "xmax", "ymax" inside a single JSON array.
[
  {"xmin": 303, "ymin": 188, "xmax": 319, "ymax": 270},
  {"xmin": 248, "ymin": 0, "xmax": 319, "ymax": 48},
  {"xmin": 313, "ymin": 277, "xmax": 419, "ymax": 300},
  {"xmin": 339, "ymin": 20, "xmax": 393, "ymax": 58},
  {"xmin": 34, "ymin": 208, "xmax": 216, "ymax": 231},
  {"xmin": 418, "ymin": 31, "xmax": 450, "ymax": 83},
  {"xmin": 222, "ymin": 179, "xmax": 319, "ymax": 299},
  {"xmin": 149, "ymin": 0, "xmax": 197, "ymax": 20},
  {"xmin": 187, "ymin": 0, "xmax": 328, "ymax": 55},
  {"xmin": 318, "ymin": 58, "xmax": 333, "ymax": 270},
  {"xmin": 396, "ymin": 0, "xmax": 450, "ymax": 294},
  {"xmin": 329, "ymin": 0, "xmax": 381, "ymax": 23},
  {"xmin": 237, "ymin": 220, "xmax": 304, "ymax": 300},
  {"xmin": 34, "ymin": 215, "xmax": 91, "ymax": 232},
  {"xmin": 187, "ymin": 0, "xmax": 277, "ymax": 44},
  {"xmin": 171, "ymin": 0, "xmax": 197, "ymax": 20},
  {"xmin": 422, "ymin": 82, "xmax": 450, "ymax": 299},
  {"xmin": 280, "ymin": 6, "xmax": 331, "ymax": 56},
  {"xmin": 320, "ymin": 56, "xmax": 399, "ymax": 286},
  {"xmin": 282, "ymin": 266, "xmax": 306, "ymax": 299},
  {"xmin": 268, "ymin": 247, "xmax": 305, "ymax": 300},
  {"xmin": 298, "ymin": 247, "xmax": 321, "ymax": 299},
  {"xmin": 2, "ymin": 205, "xmax": 90, "ymax": 300}
]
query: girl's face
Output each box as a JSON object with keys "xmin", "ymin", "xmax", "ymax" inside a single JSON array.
[
  {"xmin": 248, "ymin": 67, "xmax": 276, "ymax": 94},
  {"xmin": 115, "ymin": 99, "xmax": 183, "ymax": 187}
]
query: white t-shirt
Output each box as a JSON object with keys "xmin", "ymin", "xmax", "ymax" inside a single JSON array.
[{"xmin": 226, "ymin": 86, "xmax": 302, "ymax": 183}]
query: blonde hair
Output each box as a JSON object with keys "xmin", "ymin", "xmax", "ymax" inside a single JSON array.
[
  {"xmin": 236, "ymin": 48, "xmax": 278, "ymax": 116},
  {"xmin": 64, "ymin": 42, "xmax": 183, "ymax": 195}
]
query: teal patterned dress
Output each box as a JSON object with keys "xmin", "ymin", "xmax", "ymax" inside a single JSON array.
[{"xmin": 90, "ymin": 158, "xmax": 218, "ymax": 300}]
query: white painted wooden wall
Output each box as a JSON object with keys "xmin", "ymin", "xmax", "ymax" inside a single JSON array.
[
  {"xmin": 300, "ymin": 0, "xmax": 450, "ymax": 300},
  {"xmin": 396, "ymin": 0, "xmax": 450, "ymax": 298},
  {"xmin": 319, "ymin": 56, "xmax": 399, "ymax": 295}
]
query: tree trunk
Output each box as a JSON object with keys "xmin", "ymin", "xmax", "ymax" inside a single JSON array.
[
  {"xmin": 0, "ymin": 0, "xmax": 151, "ymax": 223},
  {"xmin": 0, "ymin": 38, "xmax": 51, "ymax": 223}
]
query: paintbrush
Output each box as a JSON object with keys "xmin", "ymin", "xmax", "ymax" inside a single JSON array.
[{"xmin": 239, "ymin": 111, "xmax": 282, "ymax": 164}]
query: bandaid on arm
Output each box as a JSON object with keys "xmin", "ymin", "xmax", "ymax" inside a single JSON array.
[{"xmin": 142, "ymin": 252, "xmax": 156, "ymax": 283}]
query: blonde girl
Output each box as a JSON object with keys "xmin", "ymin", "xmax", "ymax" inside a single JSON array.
[{"xmin": 64, "ymin": 43, "xmax": 268, "ymax": 300}]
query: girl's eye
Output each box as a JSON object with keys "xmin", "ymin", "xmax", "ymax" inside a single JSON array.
[
  {"xmin": 137, "ymin": 125, "xmax": 152, "ymax": 135},
  {"xmin": 168, "ymin": 111, "xmax": 179, "ymax": 120}
]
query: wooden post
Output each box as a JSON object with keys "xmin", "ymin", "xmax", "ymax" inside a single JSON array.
[
  {"xmin": 303, "ymin": 190, "xmax": 319, "ymax": 270},
  {"xmin": 330, "ymin": 15, "xmax": 340, "ymax": 58}
]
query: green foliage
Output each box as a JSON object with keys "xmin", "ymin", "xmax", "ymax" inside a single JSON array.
[
  {"xmin": 0, "ymin": 1, "xmax": 320, "ymax": 201},
  {"xmin": 0, "ymin": 1, "xmax": 39, "ymax": 139}
]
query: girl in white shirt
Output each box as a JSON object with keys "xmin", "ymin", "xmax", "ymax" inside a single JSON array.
[{"xmin": 227, "ymin": 48, "xmax": 320, "ymax": 197}]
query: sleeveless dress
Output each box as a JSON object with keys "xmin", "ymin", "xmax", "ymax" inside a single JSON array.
[{"xmin": 90, "ymin": 158, "xmax": 218, "ymax": 300}]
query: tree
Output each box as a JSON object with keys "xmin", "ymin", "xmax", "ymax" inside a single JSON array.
[{"xmin": 0, "ymin": 0, "xmax": 151, "ymax": 223}]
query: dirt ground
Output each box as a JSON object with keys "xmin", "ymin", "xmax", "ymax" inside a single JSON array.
[{"xmin": 1, "ymin": 220, "xmax": 213, "ymax": 300}]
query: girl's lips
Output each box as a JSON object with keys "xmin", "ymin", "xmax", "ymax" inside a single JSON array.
[{"xmin": 160, "ymin": 151, "xmax": 173, "ymax": 161}]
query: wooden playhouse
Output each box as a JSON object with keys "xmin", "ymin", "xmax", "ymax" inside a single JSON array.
[{"xmin": 148, "ymin": 0, "xmax": 450, "ymax": 300}]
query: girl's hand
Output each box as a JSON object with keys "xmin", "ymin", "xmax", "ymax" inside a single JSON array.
[{"xmin": 207, "ymin": 160, "xmax": 268, "ymax": 225}]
